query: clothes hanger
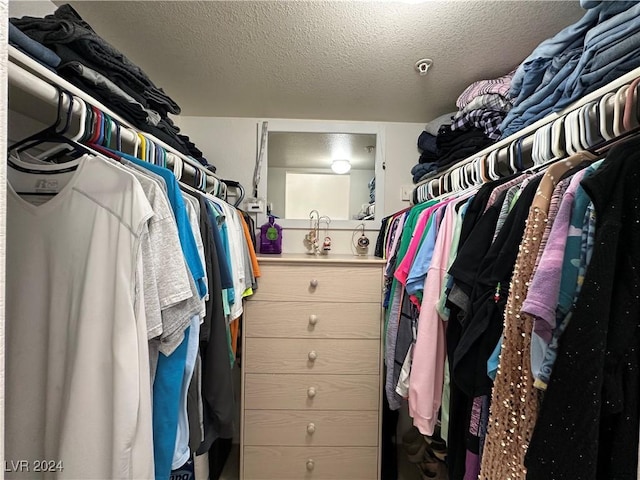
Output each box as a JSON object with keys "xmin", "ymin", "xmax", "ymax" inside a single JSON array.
[
  {"xmin": 623, "ymin": 79, "xmax": 640, "ymax": 131},
  {"xmin": 460, "ymin": 165, "xmax": 468, "ymax": 189},
  {"xmin": 506, "ymin": 141, "xmax": 517, "ymax": 174},
  {"xmin": 467, "ymin": 162, "xmax": 477, "ymax": 187},
  {"xmin": 11, "ymin": 91, "xmax": 94, "ymax": 165},
  {"xmin": 36, "ymin": 94, "xmax": 89, "ymax": 160},
  {"xmin": 426, "ymin": 178, "xmax": 436, "ymax": 200},
  {"xmin": 488, "ymin": 150, "xmax": 500, "ymax": 180},
  {"xmin": 542, "ymin": 123, "xmax": 554, "ymax": 163},
  {"xmin": 69, "ymin": 97, "xmax": 87, "ymax": 143},
  {"xmin": 550, "ymin": 117, "xmax": 566, "ymax": 159},
  {"xmin": 436, "ymin": 173, "xmax": 445, "ymax": 198},
  {"xmin": 10, "ymin": 88, "xmax": 67, "ymax": 152},
  {"xmin": 457, "ymin": 166, "xmax": 467, "ymax": 191},
  {"xmin": 533, "ymin": 127, "xmax": 544, "ymax": 166},
  {"xmin": 635, "ymin": 83, "xmax": 640, "ymax": 123},
  {"xmin": 563, "ymin": 111, "xmax": 578, "ymax": 155},
  {"xmin": 449, "ymin": 169, "xmax": 458, "ymax": 194},
  {"xmin": 532, "ymin": 150, "xmax": 598, "ymax": 212},
  {"xmin": 136, "ymin": 133, "xmax": 146, "ymax": 160},
  {"xmin": 201, "ymin": 167, "xmax": 209, "ymax": 191},
  {"xmin": 599, "ymin": 92, "xmax": 615, "ymax": 141},
  {"xmin": 171, "ymin": 152, "xmax": 184, "ymax": 181},
  {"xmin": 86, "ymin": 107, "xmax": 101, "ymax": 145},
  {"xmin": 613, "ymin": 84, "xmax": 628, "ymax": 137},
  {"xmin": 578, "ymin": 104, "xmax": 590, "ymax": 151},
  {"xmin": 103, "ymin": 113, "xmax": 114, "ymax": 148},
  {"xmin": 572, "ymin": 109, "xmax": 584, "ymax": 151},
  {"xmin": 97, "ymin": 109, "xmax": 107, "ymax": 146},
  {"xmin": 584, "ymin": 101, "xmax": 603, "ymax": 148},
  {"xmin": 515, "ymin": 138, "xmax": 528, "ymax": 171}
]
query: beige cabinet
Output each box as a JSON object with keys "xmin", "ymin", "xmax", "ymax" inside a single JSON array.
[{"xmin": 241, "ymin": 254, "xmax": 385, "ymax": 480}]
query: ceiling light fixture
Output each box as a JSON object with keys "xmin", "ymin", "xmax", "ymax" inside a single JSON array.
[{"xmin": 331, "ymin": 159, "xmax": 351, "ymax": 174}]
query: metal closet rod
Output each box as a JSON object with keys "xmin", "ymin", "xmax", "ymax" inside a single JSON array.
[
  {"xmin": 7, "ymin": 50, "xmax": 222, "ymax": 194},
  {"xmin": 413, "ymin": 63, "xmax": 640, "ymax": 201}
]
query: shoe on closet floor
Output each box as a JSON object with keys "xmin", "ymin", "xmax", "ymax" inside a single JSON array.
[
  {"xmin": 425, "ymin": 439, "xmax": 447, "ymax": 462},
  {"xmin": 416, "ymin": 450, "xmax": 448, "ymax": 480},
  {"xmin": 402, "ymin": 427, "xmax": 428, "ymax": 463},
  {"xmin": 401, "ymin": 426, "xmax": 423, "ymax": 448}
]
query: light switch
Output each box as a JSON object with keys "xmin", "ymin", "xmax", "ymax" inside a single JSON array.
[{"xmin": 401, "ymin": 185, "xmax": 413, "ymax": 202}]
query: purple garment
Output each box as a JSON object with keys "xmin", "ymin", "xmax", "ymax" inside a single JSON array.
[
  {"xmin": 456, "ymin": 70, "xmax": 516, "ymax": 109},
  {"xmin": 521, "ymin": 170, "xmax": 586, "ymax": 373},
  {"xmin": 464, "ymin": 452, "xmax": 481, "ymax": 480}
]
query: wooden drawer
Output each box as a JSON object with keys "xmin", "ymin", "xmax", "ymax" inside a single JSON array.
[
  {"xmin": 244, "ymin": 338, "xmax": 380, "ymax": 375},
  {"xmin": 245, "ymin": 301, "xmax": 381, "ymax": 339},
  {"xmin": 244, "ymin": 374, "xmax": 379, "ymax": 410},
  {"xmin": 244, "ymin": 410, "xmax": 378, "ymax": 446},
  {"xmin": 253, "ymin": 264, "xmax": 381, "ymax": 303},
  {"xmin": 243, "ymin": 446, "xmax": 378, "ymax": 479}
]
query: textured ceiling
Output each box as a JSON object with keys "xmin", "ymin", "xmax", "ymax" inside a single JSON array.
[
  {"xmin": 268, "ymin": 132, "xmax": 376, "ymax": 169},
  {"xmin": 38, "ymin": 1, "xmax": 586, "ymax": 123}
]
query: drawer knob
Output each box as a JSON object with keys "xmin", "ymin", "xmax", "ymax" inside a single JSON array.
[
  {"xmin": 307, "ymin": 387, "xmax": 317, "ymax": 398},
  {"xmin": 307, "ymin": 422, "xmax": 316, "ymax": 435},
  {"xmin": 308, "ymin": 350, "xmax": 318, "ymax": 361},
  {"xmin": 306, "ymin": 459, "xmax": 315, "ymax": 471},
  {"xmin": 310, "ymin": 279, "xmax": 319, "ymax": 288},
  {"xmin": 309, "ymin": 314, "xmax": 318, "ymax": 326}
]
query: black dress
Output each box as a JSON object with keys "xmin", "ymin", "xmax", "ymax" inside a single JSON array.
[{"xmin": 526, "ymin": 138, "xmax": 640, "ymax": 480}]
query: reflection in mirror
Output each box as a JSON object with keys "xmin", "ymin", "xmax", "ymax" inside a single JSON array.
[{"xmin": 267, "ymin": 132, "xmax": 376, "ymax": 221}]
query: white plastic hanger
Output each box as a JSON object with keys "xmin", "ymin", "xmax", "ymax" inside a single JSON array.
[
  {"xmin": 563, "ymin": 113, "xmax": 574, "ymax": 155},
  {"xmin": 532, "ymin": 127, "xmax": 545, "ymax": 166},
  {"xmin": 544, "ymin": 123, "xmax": 553, "ymax": 162},
  {"xmin": 578, "ymin": 104, "xmax": 590, "ymax": 150},
  {"xmin": 426, "ymin": 178, "xmax": 436, "ymax": 200},
  {"xmin": 599, "ymin": 92, "xmax": 615, "ymax": 141},
  {"xmin": 551, "ymin": 117, "xmax": 566, "ymax": 159},
  {"xmin": 488, "ymin": 150, "xmax": 500, "ymax": 180},
  {"xmin": 613, "ymin": 84, "xmax": 629, "ymax": 137},
  {"xmin": 473, "ymin": 157, "xmax": 483, "ymax": 184},
  {"xmin": 508, "ymin": 142, "xmax": 518, "ymax": 173},
  {"xmin": 171, "ymin": 152, "xmax": 184, "ymax": 181}
]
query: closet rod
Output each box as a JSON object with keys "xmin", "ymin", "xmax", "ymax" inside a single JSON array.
[
  {"xmin": 7, "ymin": 46, "xmax": 222, "ymax": 194},
  {"xmin": 413, "ymin": 64, "xmax": 640, "ymax": 201}
]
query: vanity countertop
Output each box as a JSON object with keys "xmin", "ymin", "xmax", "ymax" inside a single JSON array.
[{"xmin": 256, "ymin": 253, "xmax": 385, "ymax": 265}]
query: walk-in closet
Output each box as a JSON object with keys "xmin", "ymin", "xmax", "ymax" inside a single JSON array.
[{"xmin": 2, "ymin": 1, "xmax": 640, "ymax": 479}]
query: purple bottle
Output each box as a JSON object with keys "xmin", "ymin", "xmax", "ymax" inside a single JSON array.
[{"xmin": 259, "ymin": 216, "xmax": 282, "ymax": 254}]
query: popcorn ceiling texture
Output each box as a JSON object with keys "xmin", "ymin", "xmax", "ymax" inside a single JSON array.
[{"xmin": 61, "ymin": 1, "xmax": 585, "ymax": 123}]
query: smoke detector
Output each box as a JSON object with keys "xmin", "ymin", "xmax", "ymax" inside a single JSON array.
[{"xmin": 415, "ymin": 58, "xmax": 433, "ymax": 76}]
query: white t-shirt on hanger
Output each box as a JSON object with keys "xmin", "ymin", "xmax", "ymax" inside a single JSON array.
[{"xmin": 6, "ymin": 153, "xmax": 155, "ymax": 479}]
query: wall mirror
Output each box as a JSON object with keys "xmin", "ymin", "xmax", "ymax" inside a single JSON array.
[{"xmin": 262, "ymin": 121, "xmax": 385, "ymax": 230}]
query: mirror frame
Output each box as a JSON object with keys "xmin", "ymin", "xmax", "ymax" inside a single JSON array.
[{"xmin": 258, "ymin": 119, "xmax": 386, "ymax": 230}]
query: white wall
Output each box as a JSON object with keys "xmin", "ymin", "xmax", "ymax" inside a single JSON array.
[
  {"xmin": 179, "ymin": 116, "xmax": 423, "ymax": 254},
  {"xmin": 9, "ymin": 0, "xmax": 56, "ymax": 17}
]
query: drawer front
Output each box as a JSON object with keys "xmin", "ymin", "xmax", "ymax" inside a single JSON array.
[
  {"xmin": 245, "ymin": 338, "xmax": 380, "ymax": 375},
  {"xmin": 245, "ymin": 301, "xmax": 381, "ymax": 339},
  {"xmin": 244, "ymin": 374, "xmax": 379, "ymax": 410},
  {"xmin": 244, "ymin": 410, "xmax": 379, "ymax": 446},
  {"xmin": 253, "ymin": 264, "xmax": 381, "ymax": 303},
  {"xmin": 243, "ymin": 446, "xmax": 378, "ymax": 479}
]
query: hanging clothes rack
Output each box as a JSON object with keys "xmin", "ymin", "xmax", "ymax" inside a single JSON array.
[
  {"xmin": 7, "ymin": 45, "xmax": 226, "ymax": 198},
  {"xmin": 413, "ymin": 64, "xmax": 640, "ymax": 204}
]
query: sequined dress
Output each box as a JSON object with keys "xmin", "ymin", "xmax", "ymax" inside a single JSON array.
[{"xmin": 479, "ymin": 206, "xmax": 547, "ymax": 480}]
